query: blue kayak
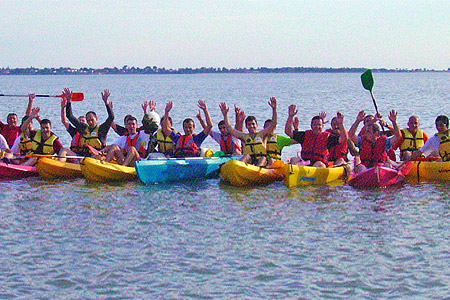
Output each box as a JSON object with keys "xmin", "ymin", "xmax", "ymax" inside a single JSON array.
[{"xmin": 135, "ymin": 156, "xmax": 237, "ymax": 184}]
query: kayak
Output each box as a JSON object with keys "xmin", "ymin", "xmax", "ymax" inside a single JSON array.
[
  {"xmin": 136, "ymin": 156, "xmax": 235, "ymax": 184},
  {"xmin": 407, "ymin": 160, "xmax": 450, "ymax": 182},
  {"xmin": 81, "ymin": 157, "xmax": 137, "ymax": 182},
  {"xmin": 36, "ymin": 157, "xmax": 82, "ymax": 179},
  {"xmin": 0, "ymin": 162, "xmax": 38, "ymax": 179},
  {"xmin": 220, "ymin": 160, "xmax": 285, "ymax": 186},
  {"xmin": 285, "ymin": 163, "xmax": 349, "ymax": 187},
  {"xmin": 348, "ymin": 163, "xmax": 412, "ymax": 188}
]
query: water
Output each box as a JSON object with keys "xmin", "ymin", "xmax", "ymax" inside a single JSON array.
[{"xmin": 0, "ymin": 73, "xmax": 449, "ymax": 299}]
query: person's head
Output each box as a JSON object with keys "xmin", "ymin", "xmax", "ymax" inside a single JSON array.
[
  {"xmin": 78, "ymin": 116, "xmax": 87, "ymax": 125},
  {"xmin": 263, "ymin": 119, "xmax": 272, "ymax": 129},
  {"xmin": 218, "ymin": 120, "xmax": 229, "ymax": 136},
  {"xmin": 363, "ymin": 123, "xmax": 381, "ymax": 142},
  {"xmin": 40, "ymin": 119, "xmax": 52, "ymax": 139},
  {"xmin": 330, "ymin": 117, "xmax": 340, "ymax": 133},
  {"xmin": 7, "ymin": 113, "xmax": 18, "ymax": 127},
  {"xmin": 21, "ymin": 116, "xmax": 33, "ymax": 131},
  {"xmin": 125, "ymin": 116, "xmax": 138, "ymax": 135},
  {"xmin": 161, "ymin": 116, "xmax": 173, "ymax": 128},
  {"xmin": 310, "ymin": 116, "xmax": 324, "ymax": 134},
  {"xmin": 123, "ymin": 114, "xmax": 133, "ymax": 126},
  {"xmin": 407, "ymin": 115, "xmax": 420, "ymax": 133},
  {"xmin": 182, "ymin": 118, "xmax": 195, "ymax": 135},
  {"xmin": 85, "ymin": 111, "xmax": 98, "ymax": 128},
  {"xmin": 435, "ymin": 115, "xmax": 449, "ymax": 133},
  {"xmin": 363, "ymin": 114, "xmax": 375, "ymax": 125},
  {"xmin": 245, "ymin": 116, "xmax": 258, "ymax": 134}
]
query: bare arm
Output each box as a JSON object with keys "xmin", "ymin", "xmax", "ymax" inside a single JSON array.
[
  {"xmin": 196, "ymin": 110, "xmax": 207, "ymax": 129},
  {"xmin": 21, "ymin": 107, "xmax": 40, "ymax": 136},
  {"xmin": 234, "ymin": 105, "xmax": 245, "ymax": 131},
  {"xmin": 60, "ymin": 97, "xmax": 70, "ymax": 130},
  {"xmin": 198, "ymin": 100, "xmax": 213, "ymax": 135},
  {"xmin": 161, "ymin": 102, "xmax": 173, "ymax": 136},
  {"xmin": 220, "ymin": 102, "xmax": 246, "ymax": 140},
  {"xmin": 335, "ymin": 112, "xmax": 348, "ymax": 144},
  {"xmin": 348, "ymin": 110, "xmax": 366, "ymax": 144},
  {"xmin": 260, "ymin": 97, "xmax": 278, "ymax": 137},
  {"xmin": 388, "ymin": 110, "xmax": 401, "ymax": 145},
  {"xmin": 285, "ymin": 104, "xmax": 298, "ymax": 138}
]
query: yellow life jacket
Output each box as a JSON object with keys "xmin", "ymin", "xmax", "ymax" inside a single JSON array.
[
  {"xmin": 156, "ymin": 129, "xmax": 176, "ymax": 154},
  {"xmin": 265, "ymin": 134, "xmax": 281, "ymax": 160},
  {"xmin": 400, "ymin": 128, "xmax": 425, "ymax": 152},
  {"xmin": 81, "ymin": 126, "xmax": 103, "ymax": 150},
  {"xmin": 243, "ymin": 133, "xmax": 266, "ymax": 157},
  {"xmin": 31, "ymin": 130, "xmax": 58, "ymax": 154},
  {"xmin": 19, "ymin": 132, "xmax": 33, "ymax": 155},
  {"xmin": 436, "ymin": 130, "xmax": 450, "ymax": 162}
]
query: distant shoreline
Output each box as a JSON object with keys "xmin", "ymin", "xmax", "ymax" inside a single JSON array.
[{"xmin": 0, "ymin": 66, "xmax": 448, "ymax": 75}]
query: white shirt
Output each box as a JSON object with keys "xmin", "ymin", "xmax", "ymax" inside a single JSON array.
[
  {"xmin": 113, "ymin": 131, "xmax": 150, "ymax": 151},
  {"xmin": 210, "ymin": 131, "xmax": 241, "ymax": 152},
  {"xmin": 419, "ymin": 135, "xmax": 441, "ymax": 156},
  {"xmin": 10, "ymin": 135, "xmax": 21, "ymax": 154},
  {"xmin": 0, "ymin": 134, "xmax": 9, "ymax": 151}
]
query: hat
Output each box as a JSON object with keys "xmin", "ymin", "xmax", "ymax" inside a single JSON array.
[{"xmin": 143, "ymin": 111, "xmax": 160, "ymax": 126}]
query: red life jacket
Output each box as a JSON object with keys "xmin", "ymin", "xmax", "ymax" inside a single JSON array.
[
  {"xmin": 70, "ymin": 132, "xmax": 83, "ymax": 153},
  {"xmin": 301, "ymin": 130, "xmax": 330, "ymax": 164},
  {"xmin": 326, "ymin": 129, "xmax": 348, "ymax": 161},
  {"xmin": 126, "ymin": 133, "xmax": 147, "ymax": 157},
  {"xmin": 174, "ymin": 134, "xmax": 199, "ymax": 157},
  {"xmin": 220, "ymin": 135, "xmax": 241, "ymax": 155},
  {"xmin": 360, "ymin": 135, "xmax": 388, "ymax": 167}
]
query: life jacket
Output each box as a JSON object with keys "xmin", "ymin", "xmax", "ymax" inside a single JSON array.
[
  {"xmin": 126, "ymin": 133, "xmax": 147, "ymax": 157},
  {"xmin": 360, "ymin": 135, "xmax": 388, "ymax": 167},
  {"xmin": 19, "ymin": 132, "xmax": 33, "ymax": 155},
  {"xmin": 80, "ymin": 125, "xmax": 103, "ymax": 150},
  {"xmin": 265, "ymin": 134, "xmax": 281, "ymax": 160},
  {"xmin": 0, "ymin": 125, "xmax": 21, "ymax": 147},
  {"xmin": 326, "ymin": 130, "xmax": 348, "ymax": 162},
  {"xmin": 156, "ymin": 129, "xmax": 176, "ymax": 154},
  {"xmin": 220, "ymin": 134, "xmax": 241, "ymax": 155},
  {"xmin": 301, "ymin": 130, "xmax": 330, "ymax": 164},
  {"xmin": 70, "ymin": 132, "xmax": 83, "ymax": 153},
  {"xmin": 436, "ymin": 130, "xmax": 450, "ymax": 162},
  {"xmin": 174, "ymin": 134, "xmax": 199, "ymax": 157},
  {"xmin": 243, "ymin": 133, "xmax": 266, "ymax": 158},
  {"xmin": 31, "ymin": 130, "xmax": 58, "ymax": 155},
  {"xmin": 400, "ymin": 128, "xmax": 425, "ymax": 153}
]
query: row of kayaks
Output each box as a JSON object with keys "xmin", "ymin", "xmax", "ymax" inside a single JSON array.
[{"xmin": 1, "ymin": 157, "xmax": 449, "ymax": 187}]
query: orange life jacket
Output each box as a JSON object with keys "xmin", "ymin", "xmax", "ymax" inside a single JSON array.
[
  {"xmin": 301, "ymin": 130, "xmax": 330, "ymax": 164},
  {"xmin": 360, "ymin": 135, "xmax": 388, "ymax": 167},
  {"xmin": 174, "ymin": 134, "xmax": 199, "ymax": 157}
]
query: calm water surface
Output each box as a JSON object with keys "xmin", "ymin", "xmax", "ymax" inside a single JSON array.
[{"xmin": 0, "ymin": 73, "xmax": 449, "ymax": 299}]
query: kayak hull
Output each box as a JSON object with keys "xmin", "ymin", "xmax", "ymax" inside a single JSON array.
[
  {"xmin": 220, "ymin": 160, "xmax": 285, "ymax": 186},
  {"xmin": 81, "ymin": 157, "xmax": 137, "ymax": 182},
  {"xmin": 36, "ymin": 157, "xmax": 82, "ymax": 179},
  {"xmin": 407, "ymin": 160, "xmax": 450, "ymax": 182},
  {"xmin": 349, "ymin": 165, "xmax": 406, "ymax": 188},
  {"xmin": 0, "ymin": 162, "xmax": 38, "ymax": 179},
  {"xmin": 285, "ymin": 163, "xmax": 348, "ymax": 187},
  {"xmin": 136, "ymin": 156, "xmax": 234, "ymax": 184}
]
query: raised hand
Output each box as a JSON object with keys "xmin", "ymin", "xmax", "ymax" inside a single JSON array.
[
  {"xmin": 288, "ymin": 104, "xmax": 298, "ymax": 117},
  {"xmin": 293, "ymin": 116, "xmax": 300, "ymax": 130},
  {"xmin": 28, "ymin": 93, "xmax": 36, "ymax": 102},
  {"xmin": 388, "ymin": 110, "xmax": 397, "ymax": 123},
  {"xmin": 198, "ymin": 99, "xmax": 207, "ymax": 111},
  {"xmin": 196, "ymin": 110, "xmax": 203, "ymax": 121},
  {"xmin": 62, "ymin": 88, "xmax": 72, "ymax": 101},
  {"xmin": 61, "ymin": 97, "xmax": 68, "ymax": 109},
  {"xmin": 268, "ymin": 97, "xmax": 277, "ymax": 109},
  {"xmin": 335, "ymin": 112, "xmax": 345, "ymax": 125},
  {"xmin": 219, "ymin": 102, "xmax": 229, "ymax": 116},
  {"xmin": 356, "ymin": 110, "xmax": 366, "ymax": 122},
  {"xmin": 319, "ymin": 111, "xmax": 328, "ymax": 123},
  {"xmin": 101, "ymin": 89, "xmax": 111, "ymax": 103},
  {"xmin": 141, "ymin": 101, "xmax": 149, "ymax": 114},
  {"xmin": 149, "ymin": 100, "xmax": 156, "ymax": 111},
  {"xmin": 165, "ymin": 101, "xmax": 173, "ymax": 114},
  {"xmin": 30, "ymin": 107, "xmax": 40, "ymax": 119}
]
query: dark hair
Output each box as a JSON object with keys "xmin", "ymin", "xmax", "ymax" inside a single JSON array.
[
  {"xmin": 183, "ymin": 118, "xmax": 195, "ymax": 125},
  {"xmin": 7, "ymin": 113, "xmax": 17, "ymax": 119},
  {"xmin": 245, "ymin": 116, "xmax": 257, "ymax": 125},
  {"xmin": 40, "ymin": 119, "xmax": 52, "ymax": 126},
  {"xmin": 86, "ymin": 111, "xmax": 97, "ymax": 118},
  {"xmin": 435, "ymin": 115, "xmax": 449, "ymax": 127},
  {"xmin": 310, "ymin": 115, "xmax": 323, "ymax": 125},
  {"xmin": 126, "ymin": 116, "xmax": 137, "ymax": 123},
  {"xmin": 124, "ymin": 114, "xmax": 133, "ymax": 124},
  {"xmin": 161, "ymin": 116, "xmax": 173, "ymax": 124},
  {"xmin": 21, "ymin": 116, "xmax": 29, "ymax": 125},
  {"xmin": 218, "ymin": 120, "xmax": 226, "ymax": 127},
  {"xmin": 367, "ymin": 123, "xmax": 381, "ymax": 133}
]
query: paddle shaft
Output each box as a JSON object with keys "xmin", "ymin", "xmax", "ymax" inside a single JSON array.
[{"xmin": 0, "ymin": 93, "xmax": 84, "ymax": 101}]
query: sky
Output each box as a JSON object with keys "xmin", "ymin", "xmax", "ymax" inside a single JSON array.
[{"xmin": 1, "ymin": 0, "xmax": 449, "ymax": 70}]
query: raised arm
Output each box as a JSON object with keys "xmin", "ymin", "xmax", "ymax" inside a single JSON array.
[
  {"xmin": 21, "ymin": 107, "xmax": 40, "ymax": 136},
  {"xmin": 101, "ymin": 89, "xmax": 115, "ymax": 126},
  {"xmin": 220, "ymin": 102, "xmax": 246, "ymax": 140},
  {"xmin": 260, "ymin": 97, "xmax": 278, "ymax": 137},
  {"xmin": 161, "ymin": 101, "xmax": 173, "ymax": 136},
  {"xmin": 60, "ymin": 97, "xmax": 70, "ymax": 130},
  {"xmin": 348, "ymin": 110, "xmax": 366, "ymax": 144},
  {"xmin": 388, "ymin": 110, "xmax": 401, "ymax": 145},
  {"xmin": 335, "ymin": 112, "xmax": 348, "ymax": 144},
  {"xmin": 196, "ymin": 110, "xmax": 207, "ymax": 129},
  {"xmin": 234, "ymin": 105, "xmax": 245, "ymax": 131},
  {"xmin": 285, "ymin": 104, "xmax": 298, "ymax": 138},
  {"xmin": 25, "ymin": 94, "xmax": 35, "ymax": 116},
  {"xmin": 198, "ymin": 100, "xmax": 213, "ymax": 135},
  {"xmin": 63, "ymin": 88, "xmax": 85, "ymax": 132}
]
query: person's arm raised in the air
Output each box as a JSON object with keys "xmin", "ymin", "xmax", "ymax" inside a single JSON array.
[
  {"xmin": 234, "ymin": 105, "xmax": 245, "ymax": 132},
  {"xmin": 21, "ymin": 107, "xmax": 40, "ymax": 136},
  {"xmin": 335, "ymin": 112, "xmax": 348, "ymax": 144},
  {"xmin": 197, "ymin": 100, "xmax": 213, "ymax": 135},
  {"xmin": 220, "ymin": 102, "xmax": 246, "ymax": 141},
  {"xmin": 60, "ymin": 97, "xmax": 70, "ymax": 130},
  {"xmin": 388, "ymin": 110, "xmax": 401, "ymax": 146},
  {"xmin": 259, "ymin": 97, "xmax": 278, "ymax": 137},
  {"xmin": 161, "ymin": 102, "xmax": 173, "ymax": 136},
  {"xmin": 285, "ymin": 104, "xmax": 298, "ymax": 138},
  {"xmin": 348, "ymin": 110, "xmax": 366, "ymax": 144}
]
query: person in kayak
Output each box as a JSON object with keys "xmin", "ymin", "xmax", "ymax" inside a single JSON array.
[
  {"xmin": 0, "ymin": 94, "xmax": 37, "ymax": 147},
  {"xmin": 197, "ymin": 104, "xmax": 243, "ymax": 156},
  {"xmin": 104, "ymin": 116, "xmax": 150, "ymax": 166},
  {"xmin": 219, "ymin": 97, "xmax": 278, "ymax": 167},
  {"xmin": 63, "ymin": 88, "xmax": 114, "ymax": 157},
  {"xmin": 20, "ymin": 107, "xmax": 64, "ymax": 165},
  {"xmin": 402, "ymin": 115, "xmax": 449, "ymax": 162},
  {"xmin": 393, "ymin": 115, "xmax": 429, "ymax": 161},
  {"xmin": 263, "ymin": 119, "xmax": 295, "ymax": 166},
  {"xmin": 161, "ymin": 100, "xmax": 212, "ymax": 158},
  {"xmin": 325, "ymin": 115, "xmax": 350, "ymax": 167},
  {"xmin": 348, "ymin": 110, "xmax": 402, "ymax": 173},
  {"xmin": 111, "ymin": 100, "xmax": 160, "ymax": 136},
  {"xmin": 285, "ymin": 105, "xmax": 347, "ymax": 168}
]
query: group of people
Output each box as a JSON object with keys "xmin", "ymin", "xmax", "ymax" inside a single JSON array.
[{"xmin": 1, "ymin": 89, "xmax": 449, "ymax": 173}]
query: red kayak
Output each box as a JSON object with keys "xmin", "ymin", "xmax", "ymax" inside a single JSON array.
[
  {"xmin": 0, "ymin": 162, "xmax": 38, "ymax": 179},
  {"xmin": 349, "ymin": 162, "xmax": 413, "ymax": 188}
]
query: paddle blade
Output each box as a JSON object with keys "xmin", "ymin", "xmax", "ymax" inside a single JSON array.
[
  {"xmin": 361, "ymin": 69, "xmax": 374, "ymax": 91},
  {"xmin": 71, "ymin": 93, "xmax": 84, "ymax": 101}
]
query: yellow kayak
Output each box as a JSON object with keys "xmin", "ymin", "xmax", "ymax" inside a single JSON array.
[
  {"xmin": 36, "ymin": 157, "xmax": 82, "ymax": 179},
  {"xmin": 220, "ymin": 159, "xmax": 285, "ymax": 186},
  {"xmin": 285, "ymin": 163, "xmax": 349, "ymax": 187},
  {"xmin": 81, "ymin": 157, "xmax": 137, "ymax": 182},
  {"xmin": 407, "ymin": 160, "xmax": 450, "ymax": 182}
]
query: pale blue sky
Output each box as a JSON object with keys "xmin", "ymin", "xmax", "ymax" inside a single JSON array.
[{"xmin": 1, "ymin": 0, "xmax": 449, "ymax": 70}]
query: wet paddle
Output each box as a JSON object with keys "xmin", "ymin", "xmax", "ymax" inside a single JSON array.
[{"xmin": 0, "ymin": 92, "xmax": 84, "ymax": 101}]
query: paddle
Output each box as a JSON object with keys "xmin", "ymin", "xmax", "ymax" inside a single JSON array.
[
  {"xmin": 0, "ymin": 93, "xmax": 84, "ymax": 101},
  {"xmin": 361, "ymin": 69, "xmax": 388, "ymax": 133}
]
